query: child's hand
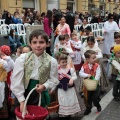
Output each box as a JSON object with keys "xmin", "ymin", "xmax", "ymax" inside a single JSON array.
[
  {"xmin": 36, "ymin": 84, "xmax": 45, "ymax": 93},
  {"xmin": 68, "ymin": 79, "xmax": 73, "ymax": 86},
  {"xmin": 49, "ymin": 89, "xmax": 55, "ymax": 95},
  {"xmin": 88, "ymin": 74, "xmax": 92, "ymax": 78}
]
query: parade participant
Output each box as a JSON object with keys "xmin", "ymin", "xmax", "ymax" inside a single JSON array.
[
  {"xmin": 111, "ymin": 45, "xmax": 120, "ymax": 101},
  {"xmin": 22, "ymin": 45, "xmax": 32, "ymax": 53},
  {"xmin": 79, "ymin": 50, "xmax": 101, "ymax": 115},
  {"xmin": 0, "ymin": 58, "xmax": 9, "ymax": 119},
  {"xmin": 0, "ymin": 46, "xmax": 12, "ymax": 119},
  {"xmin": 54, "ymin": 35, "xmax": 66, "ymax": 54},
  {"xmin": 82, "ymin": 36, "xmax": 109, "ymax": 92},
  {"xmin": 103, "ymin": 14, "xmax": 119, "ymax": 58},
  {"xmin": 110, "ymin": 32, "xmax": 120, "ymax": 53},
  {"xmin": 82, "ymin": 36, "xmax": 102, "ymax": 60},
  {"xmin": 16, "ymin": 46, "xmax": 23, "ymax": 58},
  {"xmin": 57, "ymin": 53, "xmax": 81, "ymax": 120},
  {"xmin": 64, "ymin": 34, "xmax": 74, "ymax": 57},
  {"xmin": 54, "ymin": 16, "xmax": 71, "ymax": 46},
  {"xmin": 54, "ymin": 35, "xmax": 73, "ymax": 56},
  {"xmin": 70, "ymin": 30, "xmax": 82, "ymax": 71},
  {"xmin": 54, "ymin": 35, "xmax": 75, "ymax": 71},
  {"xmin": 0, "ymin": 45, "xmax": 14, "ymax": 87},
  {"xmin": 82, "ymin": 32, "xmax": 98, "ymax": 48},
  {"xmin": 11, "ymin": 29, "xmax": 59, "ymax": 113}
]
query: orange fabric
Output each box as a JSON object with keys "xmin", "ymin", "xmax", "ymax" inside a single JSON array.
[
  {"xmin": 0, "ymin": 64, "xmax": 7, "ymax": 82},
  {"xmin": 83, "ymin": 62, "xmax": 99, "ymax": 77},
  {"xmin": 82, "ymin": 86, "xmax": 88, "ymax": 106}
]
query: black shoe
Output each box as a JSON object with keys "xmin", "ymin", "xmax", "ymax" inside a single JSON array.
[
  {"xmin": 97, "ymin": 104, "xmax": 101, "ymax": 112},
  {"xmin": 84, "ymin": 108, "xmax": 91, "ymax": 115}
]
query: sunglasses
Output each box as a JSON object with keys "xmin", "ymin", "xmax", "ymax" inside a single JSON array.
[
  {"xmin": 110, "ymin": 18, "xmax": 113, "ymax": 19},
  {"xmin": 115, "ymin": 35, "xmax": 120, "ymax": 39}
]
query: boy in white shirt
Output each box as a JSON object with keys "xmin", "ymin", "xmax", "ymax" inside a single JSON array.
[
  {"xmin": 11, "ymin": 29, "xmax": 59, "ymax": 112},
  {"xmin": 79, "ymin": 50, "xmax": 101, "ymax": 115}
]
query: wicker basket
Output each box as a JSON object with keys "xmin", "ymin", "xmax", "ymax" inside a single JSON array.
[
  {"xmin": 47, "ymin": 101, "xmax": 59, "ymax": 114},
  {"xmin": 83, "ymin": 78, "xmax": 98, "ymax": 91}
]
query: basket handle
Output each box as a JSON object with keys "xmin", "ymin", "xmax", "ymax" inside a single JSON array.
[{"xmin": 22, "ymin": 87, "xmax": 41, "ymax": 118}]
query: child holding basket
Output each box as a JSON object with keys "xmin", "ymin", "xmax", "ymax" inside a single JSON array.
[
  {"xmin": 11, "ymin": 29, "xmax": 59, "ymax": 113},
  {"xmin": 79, "ymin": 50, "xmax": 101, "ymax": 115}
]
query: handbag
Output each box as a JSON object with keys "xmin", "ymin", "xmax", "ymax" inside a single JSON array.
[{"xmin": 83, "ymin": 77, "xmax": 98, "ymax": 91}]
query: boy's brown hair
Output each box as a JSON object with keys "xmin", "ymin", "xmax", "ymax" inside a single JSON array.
[
  {"xmin": 84, "ymin": 50, "xmax": 96, "ymax": 59},
  {"xmin": 59, "ymin": 35, "xmax": 65, "ymax": 41},
  {"xmin": 29, "ymin": 29, "xmax": 48, "ymax": 43}
]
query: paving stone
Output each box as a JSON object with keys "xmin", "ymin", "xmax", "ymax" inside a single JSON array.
[{"xmin": 96, "ymin": 100, "xmax": 120, "ymax": 120}]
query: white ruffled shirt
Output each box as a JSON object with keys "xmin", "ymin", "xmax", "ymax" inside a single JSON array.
[{"xmin": 11, "ymin": 53, "xmax": 59, "ymax": 103}]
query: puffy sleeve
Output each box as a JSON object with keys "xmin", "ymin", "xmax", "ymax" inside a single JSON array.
[
  {"xmin": 0, "ymin": 59, "xmax": 8, "ymax": 71},
  {"xmin": 70, "ymin": 68, "xmax": 77, "ymax": 81},
  {"xmin": 95, "ymin": 65, "xmax": 101, "ymax": 81},
  {"xmin": 79, "ymin": 66, "xmax": 89, "ymax": 78},
  {"xmin": 43, "ymin": 57, "xmax": 59, "ymax": 90},
  {"xmin": 5, "ymin": 56, "xmax": 14, "ymax": 72},
  {"xmin": 11, "ymin": 53, "xmax": 26, "ymax": 103},
  {"xmin": 74, "ymin": 41, "xmax": 82, "ymax": 49}
]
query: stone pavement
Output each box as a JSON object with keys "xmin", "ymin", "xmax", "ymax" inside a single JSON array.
[{"xmin": 96, "ymin": 99, "xmax": 120, "ymax": 120}]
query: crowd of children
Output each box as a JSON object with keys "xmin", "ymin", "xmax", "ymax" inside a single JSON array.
[{"xmin": 0, "ymin": 28, "xmax": 120, "ymax": 120}]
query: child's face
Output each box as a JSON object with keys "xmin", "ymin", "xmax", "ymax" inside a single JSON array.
[
  {"xmin": 72, "ymin": 34, "xmax": 77, "ymax": 40},
  {"xmin": 60, "ymin": 39, "xmax": 65, "ymax": 45},
  {"xmin": 22, "ymin": 47, "xmax": 30, "ymax": 53},
  {"xmin": 89, "ymin": 32, "xmax": 93, "ymax": 36},
  {"xmin": 87, "ymin": 41, "xmax": 95, "ymax": 48},
  {"xmin": 65, "ymin": 36, "xmax": 69, "ymax": 42},
  {"xmin": 59, "ymin": 59, "xmax": 67, "ymax": 68},
  {"xmin": 115, "ymin": 51, "xmax": 120, "ymax": 58},
  {"xmin": 83, "ymin": 32, "xmax": 86, "ymax": 36},
  {"xmin": 16, "ymin": 48, "xmax": 21, "ymax": 56},
  {"xmin": 115, "ymin": 37, "xmax": 120, "ymax": 44},
  {"xmin": 87, "ymin": 54, "xmax": 96, "ymax": 64},
  {"xmin": 29, "ymin": 36, "xmax": 47, "ymax": 57}
]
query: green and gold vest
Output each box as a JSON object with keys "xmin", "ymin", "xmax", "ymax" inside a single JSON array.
[{"xmin": 24, "ymin": 51, "xmax": 51, "ymax": 89}]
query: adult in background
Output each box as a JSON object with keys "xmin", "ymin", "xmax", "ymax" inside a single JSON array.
[
  {"xmin": 9, "ymin": 29, "xmax": 22, "ymax": 53},
  {"xmin": 43, "ymin": 10, "xmax": 53, "ymax": 56},
  {"xmin": 90, "ymin": 14, "xmax": 99, "ymax": 24},
  {"xmin": 79, "ymin": 19, "xmax": 91, "ymax": 32},
  {"xmin": 103, "ymin": 14, "xmax": 119, "ymax": 57},
  {"xmin": 66, "ymin": 7, "xmax": 75, "ymax": 33},
  {"xmin": 5, "ymin": 12, "xmax": 13, "ymax": 25},
  {"xmin": 54, "ymin": 16, "xmax": 71, "ymax": 46},
  {"xmin": 12, "ymin": 12, "xmax": 22, "ymax": 24},
  {"xmin": 53, "ymin": 9, "xmax": 62, "ymax": 31}
]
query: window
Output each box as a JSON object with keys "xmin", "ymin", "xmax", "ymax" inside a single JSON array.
[
  {"xmin": 67, "ymin": 0, "xmax": 76, "ymax": 12},
  {"xmin": 23, "ymin": 0, "xmax": 35, "ymax": 9}
]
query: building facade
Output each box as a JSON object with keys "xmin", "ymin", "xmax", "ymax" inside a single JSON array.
[{"xmin": 0, "ymin": 0, "xmax": 120, "ymax": 15}]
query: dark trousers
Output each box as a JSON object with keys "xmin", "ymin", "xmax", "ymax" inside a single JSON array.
[
  {"xmin": 112, "ymin": 74, "xmax": 120, "ymax": 98},
  {"xmin": 87, "ymin": 85, "xmax": 101, "ymax": 109},
  {"xmin": 14, "ymin": 89, "xmax": 39, "ymax": 108}
]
